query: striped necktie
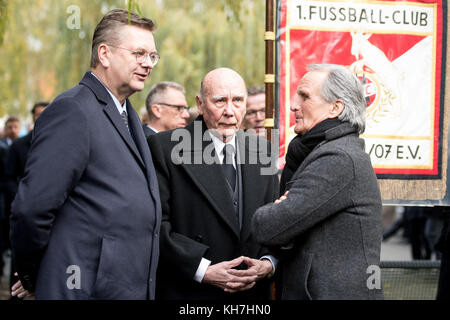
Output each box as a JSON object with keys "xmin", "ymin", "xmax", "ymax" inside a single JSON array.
[{"xmin": 121, "ymin": 110, "xmax": 129, "ymax": 129}]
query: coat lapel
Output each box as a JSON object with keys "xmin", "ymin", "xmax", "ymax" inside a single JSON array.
[
  {"xmin": 180, "ymin": 119, "xmax": 240, "ymax": 239},
  {"xmin": 127, "ymin": 104, "xmax": 160, "ymax": 196},
  {"xmin": 103, "ymin": 102, "xmax": 145, "ymax": 169},
  {"xmin": 236, "ymin": 131, "xmax": 262, "ymax": 242}
]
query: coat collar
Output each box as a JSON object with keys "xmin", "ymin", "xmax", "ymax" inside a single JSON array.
[{"xmin": 325, "ymin": 122, "xmax": 358, "ymax": 141}]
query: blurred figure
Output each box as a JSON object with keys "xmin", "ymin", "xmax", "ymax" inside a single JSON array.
[
  {"xmin": 4, "ymin": 102, "xmax": 48, "ymax": 297},
  {"xmin": 140, "ymin": 107, "xmax": 150, "ymax": 126},
  {"xmin": 143, "ymin": 81, "xmax": 189, "ymax": 137},
  {"xmin": 0, "ymin": 116, "xmax": 21, "ymax": 280},
  {"xmin": 7, "ymin": 103, "xmax": 49, "ymax": 189},
  {"xmin": 436, "ymin": 209, "xmax": 450, "ymax": 300},
  {"xmin": 187, "ymin": 106, "xmax": 199, "ymax": 124},
  {"xmin": 241, "ymin": 86, "xmax": 266, "ymax": 137},
  {"xmin": 0, "ymin": 117, "xmax": 21, "ymax": 147}
]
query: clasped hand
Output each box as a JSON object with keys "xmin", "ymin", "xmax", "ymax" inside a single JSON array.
[
  {"xmin": 11, "ymin": 273, "xmax": 34, "ymax": 299},
  {"xmin": 202, "ymin": 256, "xmax": 273, "ymax": 293}
]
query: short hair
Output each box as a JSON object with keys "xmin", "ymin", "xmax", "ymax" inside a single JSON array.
[
  {"xmin": 90, "ymin": 9, "xmax": 156, "ymax": 68},
  {"xmin": 31, "ymin": 101, "xmax": 49, "ymax": 114},
  {"xmin": 145, "ymin": 81, "xmax": 185, "ymax": 114},
  {"xmin": 5, "ymin": 116, "xmax": 20, "ymax": 125},
  {"xmin": 247, "ymin": 86, "xmax": 265, "ymax": 97},
  {"xmin": 308, "ymin": 64, "xmax": 366, "ymax": 134}
]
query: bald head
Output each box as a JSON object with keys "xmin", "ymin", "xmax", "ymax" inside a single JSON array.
[
  {"xmin": 200, "ymin": 68, "xmax": 246, "ymax": 100},
  {"xmin": 196, "ymin": 68, "xmax": 247, "ymax": 142}
]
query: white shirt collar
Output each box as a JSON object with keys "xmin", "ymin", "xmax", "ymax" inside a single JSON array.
[
  {"xmin": 146, "ymin": 125, "xmax": 159, "ymax": 133},
  {"xmin": 208, "ymin": 131, "xmax": 236, "ymax": 166},
  {"xmin": 90, "ymin": 72, "xmax": 127, "ymax": 115}
]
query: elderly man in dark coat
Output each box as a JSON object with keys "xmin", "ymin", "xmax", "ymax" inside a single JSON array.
[
  {"xmin": 148, "ymin": 68, "xmax": 279, "ymax": 300},
  {"xmin": 252, "ymin": 64, "xmax": 383, "ymax": 300}
]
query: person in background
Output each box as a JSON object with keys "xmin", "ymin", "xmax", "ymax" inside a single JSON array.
[
  {"xmin": 143, "ymin": 81, "xmax": 189, "ymax": 137},
  {"xmin": 0, "ymin": 116, "xmax": 21, "ymax": 283},
  {"xmin": 4, "ymin": 102, "xmax": 49, "ymax": 295},
  {"xmin": 252, "ymin": 64, "xmax": 383, "ymax": 300},
  {"xmin": 0, "ymin": 117, "xmax": 21, "ymax": 148},
  {"xmin": 241, "ymin": 86, "xmax": 266, "ymax": 137}
]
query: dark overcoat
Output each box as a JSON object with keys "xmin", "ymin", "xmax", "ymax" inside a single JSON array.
[
  {"xmin": 148, "ymin": 117, "xmax": 279, "ymax": 300},
  {"xmin": 253, "ymin": 123, "xmax": 384, "ymax": 300},
  {"xmin": 10, "ymin": 72, "xmax": 161, "ymax": 300}
]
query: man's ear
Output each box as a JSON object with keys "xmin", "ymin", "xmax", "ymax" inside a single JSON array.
[
  {"xmin": 195, "ymin": 95, "xmax": 204, "ymax": 115},
  {"xmin": 151, "ymin": 104, "xmax": 162, "ymax": 119},
  {"xmin": 97, "ymin": 44, "xmax": 110, "ymax": 68},
  {"xmin": 329, "ymin": 99, "xmax": 344, "ymax": 118}
]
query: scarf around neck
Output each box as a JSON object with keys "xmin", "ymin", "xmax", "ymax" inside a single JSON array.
[{"xmin": 280, "ymin": 118, "xmax": 343, "ymax": 194}]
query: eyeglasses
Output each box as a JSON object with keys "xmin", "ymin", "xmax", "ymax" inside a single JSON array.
[
  {"xmin": 156, "ymin": 102, "xmax": 189, "ymax": 113},
  {"xmin": 108, "ymin": 45, "xmax": 160, "ymax": 66}
]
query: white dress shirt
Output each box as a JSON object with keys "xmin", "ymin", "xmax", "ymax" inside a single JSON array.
[{"xmin": 193, "ymin": 132, "xmax": 277, "ymax": 283}]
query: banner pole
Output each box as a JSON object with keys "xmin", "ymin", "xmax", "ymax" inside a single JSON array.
[{"xmin": 265, "ymin": 0, "xmax": 275, "ymax": 141}]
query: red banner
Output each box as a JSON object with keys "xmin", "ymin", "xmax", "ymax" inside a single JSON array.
[{"xmin": 277, "ymin": 0, "xmax": 446, "ymax": 179}]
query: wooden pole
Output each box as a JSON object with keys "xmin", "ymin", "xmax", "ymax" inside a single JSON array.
[{"xmin": 265, "ymin": 0, "xmax": 275, "ymax": 141}]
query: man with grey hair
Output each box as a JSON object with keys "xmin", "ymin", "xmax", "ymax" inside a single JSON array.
[
  {"xmin": 10, "ymin": 9, "xmax": 161, "ymax": 300},
  {"xmin": 143, "ymin": 81, "xmax": 190, "ymax": 137},
  {"xmin": 252, "ymin": 64, "xmax": 383, "ymax": 299}
]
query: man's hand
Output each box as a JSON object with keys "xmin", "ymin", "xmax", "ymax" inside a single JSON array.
[
  {"xmin": 227, "ymin": 257, "xmax": 273, "ymax": 287},
  {"xmin": 11, "ymin": 273, "xmax": 34, "ymax": 299},
  {"xmin": 274, "ymin": 191, "xmax": 289, "ymax": 204},
  {"xmin": 202, "ymin": 256, "xmax": 257, "ymax": 293}
]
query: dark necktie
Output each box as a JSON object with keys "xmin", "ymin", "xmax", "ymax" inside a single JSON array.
[
  {"xmin": 121, "ymin": 110, "xmax": 129, "ymax": 129},
  {"xmin": 222, "ymin": 144, "xmax": 236, "ymax": 192}
]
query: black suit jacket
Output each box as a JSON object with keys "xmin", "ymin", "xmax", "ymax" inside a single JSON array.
[
  {"xmin": 5, "ymin": 132, "xmax": 32, "ymax": 194},
  {"xmin": 10, "ymin": 72, "xmax": 161, "ymax": 299},
  {"xmin": 148, "ymin": 116, "xmax": 279, "ymax": 300},
  {"xmin": 143, "ymin": 124, "xmax": 156, "ymax": 138}
]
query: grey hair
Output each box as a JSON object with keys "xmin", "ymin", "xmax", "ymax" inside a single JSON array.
[
  {"xmin": 145, "ymin": 81, "xmax": 185, "ymax": 114},
  {"xmin": 308, "ymin": 64, "xmax": 366, "ymax": 134}
]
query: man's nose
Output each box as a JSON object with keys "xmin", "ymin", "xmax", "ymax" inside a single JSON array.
[
  {"xmin": 223, "ymin": 100, "xmax": 234, "ymax": 116},
  {"xmin": 140, "ymin": 55, "xmax": 153, "ymax": 69},
  {"xmin": 290, "ymin": 103, "xmax": 301, "ymax": 112},
  {"xmin": 181, "ymin": 108, "xmax": 190, "ymax": 119}
]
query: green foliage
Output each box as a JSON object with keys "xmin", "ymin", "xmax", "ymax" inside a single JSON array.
[
  {"xmin": 0, "ymin": 0, "xmax": 266, "ymax": 120},
  {"xmin": 0, "ymin": 0, "xmax": 7, "ymax": 46}
]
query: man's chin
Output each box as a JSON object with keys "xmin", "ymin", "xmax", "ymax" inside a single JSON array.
[{"xmin": 131, "ymin": 81, "xmax": 146, "ymax": 92}]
